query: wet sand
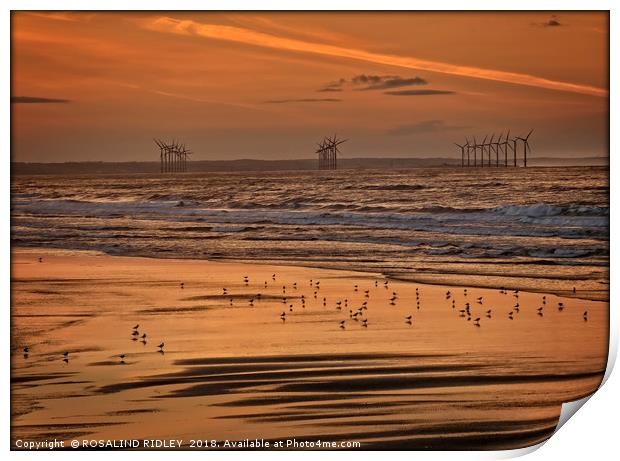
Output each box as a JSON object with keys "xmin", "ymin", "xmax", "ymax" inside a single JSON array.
[{"xmin": 11, "ymin": 249, "xmax": 608, "ymax": 449}]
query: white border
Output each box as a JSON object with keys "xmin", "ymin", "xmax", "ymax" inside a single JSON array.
[{"xmin": 3, "ymin": 2, "xmax": 616, "ymax": 460}]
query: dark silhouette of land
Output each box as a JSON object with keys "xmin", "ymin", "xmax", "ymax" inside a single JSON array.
[{"xmin": 11, "ymin": 156, "xmax": 607, "ymax": 175}]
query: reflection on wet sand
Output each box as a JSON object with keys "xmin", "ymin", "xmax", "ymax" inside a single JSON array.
[{"xmin": 11, "ymin": 250, "xmax": 607, "ymax": 449}]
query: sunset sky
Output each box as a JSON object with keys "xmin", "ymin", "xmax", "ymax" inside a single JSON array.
[{"xmin": 11, "ymin": 11, "xmax": 609, "ymax": 162}]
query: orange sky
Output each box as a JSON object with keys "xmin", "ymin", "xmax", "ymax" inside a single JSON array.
[{"xmin": 11, "ymin": 11, "xmax": 609, "ymax": 162}]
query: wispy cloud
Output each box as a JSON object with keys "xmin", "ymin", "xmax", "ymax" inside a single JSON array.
[
  {"xmin": 385, "ymin": 89, "xmax": 455, "ymax": 96},
  {"xmin": 319, "ymin": 74, "xmax": 427, "ymax": 92},
  {"xmin": 388, "ymin": 120, "xmax": 469, "ymax": 136},
  {"xmin": 263, "ymin": 98, "xmax": 341, "ymax": 104},
  {"xmin": 25, "ymin": 12, "xmax": 96, "ymax": 22},
  {"xmin": 532, "ymin": 15, "xmax": 563, "ymax": 27},
  {"xmin": 144, "ymin": 16, "xmax": 607, "ymax": 97},
  {"xmin": 11, "ymin": 96, "xmax": 70, "ymax": 104}
]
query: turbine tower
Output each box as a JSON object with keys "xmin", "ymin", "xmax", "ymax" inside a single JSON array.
[{"xmin": 515, "ymin": 129, "xmax": 533, "ymax": 168}]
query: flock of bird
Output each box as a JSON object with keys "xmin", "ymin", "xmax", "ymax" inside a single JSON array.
[{"xmin": 19, "ymin": 271, "xmax": 590, "ymax": 363}]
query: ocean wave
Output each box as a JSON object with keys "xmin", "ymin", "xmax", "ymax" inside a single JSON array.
[{"xmin": 491, "ymin": 203, "xmax": 608, "ymax": 218}]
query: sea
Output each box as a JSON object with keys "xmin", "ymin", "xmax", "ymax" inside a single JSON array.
[{"xmin": 11, "ymin": 166, "xmax": 609, "ymax": 300}]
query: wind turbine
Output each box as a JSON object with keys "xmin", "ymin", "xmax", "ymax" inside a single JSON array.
[
  {"xmin": 154, "ymin": 139, "xmax": 164, "ymax": 173},
  {"xmin": 515, "ymin": 129, "xmax": 533, "ymax": 168},
  {"xmin": 332, "ymin": 134, "xmax": 347, "ymax": 170},
  {"xmin": 464, "ymin": 137, "xmax": 471, "ymax": 167},
  {"xmin": 472, "ymin": 136, "xmax": 478, "ymax": 167},
  {"xmin": 502, "ymin": 130, "xmax": 511, "ymax": 167},
  {"xmin": 455, "ymin": 142, "xmax": 466, "ymax": 167},
  {"xmin": 487, "ymin": 134, "xmax": 495, "ymax": 167},
  {"xmin": 493, "ymin": 132, "xmax": 503, "ymax": 167},
  {"xmin": 479, "ymin": 135, "xmax": 487, "ymax": 168}
]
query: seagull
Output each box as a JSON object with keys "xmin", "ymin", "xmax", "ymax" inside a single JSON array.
[
  {"xmin": 405, "ymin": 315, "xmax": 412, "ymax": 324},
  {"xmin": 362, "ymin": 319, "xmax": 368, "ymax": 327},
  {"xmin": 157, "ymin": 342, "xmax": 164, "ymax": 351},
  {"xmin": 119, "ymin": 354, "xmax": 126, "ymax": 362},
  {"xmin": 340, "ymin": 320, "xmax": 346, "ymax": 329},
  {"xmin": 23, "ymin": 346, "xmax": 29, "ymax": 354},
  {"xmin": 583, "ymin": 311, "xmax": 588, "ymax": 321},
  {"xmin": 486, "ymin": 309, "xmax": 492, "ymax": 318},
  {"xmin": 132, "ymin": 330, "xmax": 140, "ymax": 336},
  {"xmin": 133, "ymin": 324, "xmax": 139, "ymax": 330},
  {"xmin": 180, "ymin": 282, "xmax": 184, "ymax": 289},
  {"xmin": 508, "ymin": 311, "xmax": 514, "ymax": 320},
  {"xmin": 477, "ymin": 297, "xmax": 483, "ymax": 304},
  {"xmin": 558, "ymin": 302, "xmax": 564, "ymax": 311},
  {"xmin": 63, "ymin": 351, "xmax": 70, "ymax": 359},
  {"xmin": 141, "ymin": 333, "xmax": 147, "ymax": 340},
  {"xmin": 473, "ymin": 317, "xmax": 480, "ymax": 326}
]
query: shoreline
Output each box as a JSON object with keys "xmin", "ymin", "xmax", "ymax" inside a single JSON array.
[{"xmin": 11, "ymin": 245, "xmax": 608, "ymax": 302}]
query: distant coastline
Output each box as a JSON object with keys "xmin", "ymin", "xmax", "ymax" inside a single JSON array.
[{"xmin": 11, "ymin": 156, "xmax": 609, "ymax": 175}]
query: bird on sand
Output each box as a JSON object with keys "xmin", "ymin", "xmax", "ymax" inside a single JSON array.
[
  {"xmin": 23, "ymin": 346, "xmax": 29, "ymax": 354},
  {"xmin": 339, "ymin": 320, "xmax": 346, "ymax": 329},
  {"xmin": 119, "ymin": 354, "xmax": 126, "ymax": 362},
  {"xmin": 133, "ymin": 324, "xmax": 139, "ymax": 330},
  {"xmin": 583, "ymin": 311, "xmax": 588, "ymax": 321},
  {"xmin": 473, "ymin": 317, "xmax": 481, "ymax": 326},
  {"xmin": 157, "ymin": 342, "xmax": 164, "ymax": 351},
  {"xmin": 362, "ymin": 319, "xmax": 368, "ymax": 327}
]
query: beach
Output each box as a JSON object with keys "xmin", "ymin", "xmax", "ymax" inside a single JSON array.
[{"xmin": 11, "ymin": 248, "xmax": 608, "ymax": 449}]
